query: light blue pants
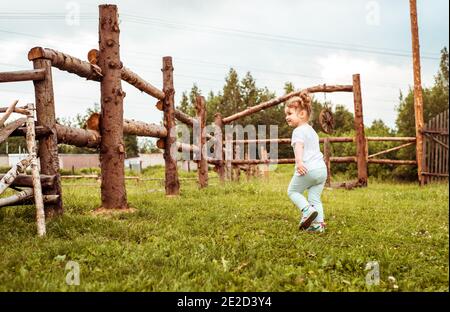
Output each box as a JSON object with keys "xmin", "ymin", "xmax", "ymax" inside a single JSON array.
[{"xmin": 287, "ymin": 166, "xmax": 327, "ymax": 223}]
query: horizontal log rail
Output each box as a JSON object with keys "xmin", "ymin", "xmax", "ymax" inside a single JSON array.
[
  {"xmin": 208, "ymin": 156, "xmax": 415, "ymax": 166},
  {"xmin": 222, "ymin": 84, "xmax": 353, "ymax": 124},
  {"xmin": 87, "ymin": 113, "xmax": 167, "ymax": 139},
  {"xmin": 9, "ymin": 125, "xmax": 52, "ymax": 139},
  {"xmin": 176, "ymin": 142, "xmax": 200, "ymax": 153},
  {"xmin": 421, "ymin": 172, "xmax": 449, "ymax": 177},
  {"xmin": 121, "ymin": 67, "xmax": 165, "ymax": 100},
  {"xmin": 123, "ymin": 119, "xmax": 167, "ymax": 138},
  {"xmin": 88, "ymin": 49, "xmax": 165, "ymax": 100},
  {"xmin": 0, "ymin": 105, "xmax": 30, "ymax": 115},
  {"xmin": 0, "ymin": 188, "xmax": 59, "ymax": 208},
  {"xmin": 0, "ymin": 69, "xmax": 46, "ymax": 83},
  {"xmin": 0, "ymin": 174, "xmax": 55, "ymax": 189},
  {"xmin": 59, "ymin": 175, "xmax": 218, "ymax": 182},
  {"xmin": 422, "ymin": 129, "xmax": 448, "ymax": 136},
  {"xmin": 174, "ymin": 109, "xmax": 194, "ymax": 127},
  {"xmin": 55, "ymin": 124, "xmax": 101, "ymax": 148},
  {"xmin": 209, "ymin": 156, "xmax": 357, "ymax": 165},
  {"xmin": 28, "ymin": 47, "xmax": 103, "ymax": 81}
]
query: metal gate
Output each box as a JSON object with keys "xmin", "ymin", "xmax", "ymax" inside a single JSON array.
[{"xmin": 423, "ymin": 109, "xmax": 449, "ymax": 183}]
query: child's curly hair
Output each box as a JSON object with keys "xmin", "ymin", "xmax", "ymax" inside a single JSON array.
[{"xmin": 285, "ymin": 91, "xmax": 312, "ymax": 118}]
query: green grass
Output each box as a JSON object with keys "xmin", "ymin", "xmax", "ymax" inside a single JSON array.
[{"xmin": 0, "ymin": 165, "xmax": 448, "ymax": 291}]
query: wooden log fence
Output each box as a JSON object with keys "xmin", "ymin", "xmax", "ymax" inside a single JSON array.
[
  {"xmin": 0, "ymin": 104, "xmax": 47, "ymax": 236},
  {"xmin": 0, "ymin": 2, "xmax": 434, "ymax": 219},
  {"xmin": 0, "ymin": 69, "xmax": 46, "ymax": 83},
  {"xmin": 225, "ymin": 134, "xmax": 418, "ymax": 185},
  {"xmin": 0, "ymin": 4, "xmax": 187, "ymax": 214},
  {"xmin": 222, "ymin": 84, "xmax": 353, "ymax": 125}
]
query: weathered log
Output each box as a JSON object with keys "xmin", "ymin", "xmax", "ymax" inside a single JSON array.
[
  {"xmin": 176, "ymin": 142, "xmax": 200, "ymax": 153},
  {"xmin": 87, "ymin": 49, "xmax": 165, "ymax": 100},
  {"xmin": 56, "ymin": 124, "xmax": 101, "ymax": 148},
  {"xmin": 0, "ymin": 174, "xmax": 55, "ymax": 189},
  {"xmin": 162, "ymin": 56, "xmax": 180, "ymax": 196},
  {"xmin": 28, "ymin": 47, "xmax": 102, "ymax": 81},
  {"xmin": 0, "ymin": 188, "xmax": 33, "ymax": 207},
  {"xmin": 175, "ymin": 109, "xmax": 194, "ymax": 127},
  {"xmin": 0, "ymin": 156, "xmax": 32, "ymax": 195},
  {"xmin": 0, "ymin": 100, "xmax": 19, "ymax": 128},
  {"xmin": 222, "ymin": 84, "xmax": 353, "ymax": 124},
  {"xmin": 87, "ymin": 113, "xmax": 167, "ymax": 139},
  {"xmin": 353, "ymin": 74, "xmax": 368, "ymax": 186},
  {"xmin": 195, "ymin": 96, "xmax": 208, "ymax": 188},
  {"xmin": 0, "ymin": 188, "xmax": 60, "ymax": 208},
  {"xmin": 0, "ymin": 69, "xmax": 46, "ymax": 83},
  {"xmin": 10, "ymin": 125, "xmax": 52, "ymax": 139},
  {"xmin": 32, "ymin": 57, "xmax": 62, "ymax": 216},
  {"xmin": 98, "ymin": 4, "xmax": 128, "ymax": 209},
  {"xmin": 123, "ymin": 119, "xmax": 167, "ymax": 138},
  {"xmin": 121, "ymin": 66, "xmax": 165, "ymax": 100},
  {"xmin": 0, "ymin": 117, "xmax": 27, "ymax": 144},
  {"xmin": 0, "ymin": 104, "xmax": 29, "ymax": 115},
  {"xmin": 331, "ymin": 156, "xmax": 357, "ymax": 163},
  {"xmin": 26, "ymin": 103, "xmax": 46, "ymax": 236}
]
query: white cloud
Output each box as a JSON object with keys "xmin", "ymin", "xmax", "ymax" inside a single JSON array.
[{"xmin": 315, "ymin": 53, "xmax": 415, "ymax": 128}]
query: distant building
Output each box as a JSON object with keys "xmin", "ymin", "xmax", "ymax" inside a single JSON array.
[{"xmin": 0, "ymin": 153, "xmax": 197, "ymax": 171}]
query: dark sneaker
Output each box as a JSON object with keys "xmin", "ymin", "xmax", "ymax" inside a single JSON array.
[{"xmin": 299, "ymin": 205, "xmax": 318, "ymax": 230}]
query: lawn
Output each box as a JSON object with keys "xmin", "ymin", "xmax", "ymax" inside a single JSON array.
[{"xmin": 0, "ymin": 165, "xmax": 448, "ymax": 291}]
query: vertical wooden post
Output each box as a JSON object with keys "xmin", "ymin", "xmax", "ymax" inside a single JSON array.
[
  {"xmin": 214, "ymin": 113, "xmax": 225, "ymax": 182},
  {"xmin": 323, "ymin": 138, "xmax": 331, "ymax": 187},
  {"xmin": 234, "ymin": 144, "xmax": 241, "ymax": 182},
  {"xmin": 225, "ymin": 131, "xmax": 233, "ymax": 181},
  {"xmin": 195, "ymin": 96, "xmax": 208, "ymax": 188},
  {"xmin": 162, "ymin": 56, "xmax": 180, "ymax": 196},
  {"xmin": 32, "ymin": 58, "xmax": 62, "ymax": 217},
  {"xmin": 352, "ymin": 74, "xmax": 368, "ymax": 186},
  {"xmin": 244, "ymin": 150, "xmax": 251, "ymax": 181},
  {"xmin": 260, "ymin": 146, "xmax": 269, "ymax": 180},
  {"xmin": 98, "ymin": 4, "xmax": 128, "ymax": 209},
  {"xmin": 409, "ymin": 0, "xmax": 425, "ymax": 186},
  {"xmin": 26, "ymin": 103, "xmax": 46, "ymax": 236}
]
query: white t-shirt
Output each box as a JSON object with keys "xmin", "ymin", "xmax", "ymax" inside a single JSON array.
[{"xmin": 291, "ymin": 124, "xmax": 326, "ymax": 172}]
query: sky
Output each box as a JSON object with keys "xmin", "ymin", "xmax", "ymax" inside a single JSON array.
[{"xmin": 0, "ymin": 0, "xmax": 448, "ymax": 133}]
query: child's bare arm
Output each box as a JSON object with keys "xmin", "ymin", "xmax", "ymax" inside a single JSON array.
[{"xmin": 294, "ymin": 142, "xmax": 307, "ymax": 175}]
